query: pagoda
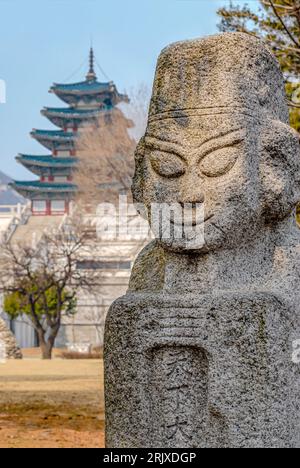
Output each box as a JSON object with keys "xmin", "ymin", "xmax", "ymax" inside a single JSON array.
[{"xmin": 11, "ymin": 49, "xmax": 129, "ymax": 215}]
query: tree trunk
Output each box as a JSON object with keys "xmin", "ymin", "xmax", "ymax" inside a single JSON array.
[
  {"xmin": 40, "ymin": 340, "xmax": 53, "ymax": 360},
  {"xmin": 37, "ymin": 330, "xmax": 54, "ymax": 360},
  {"xmin": 40, "ymin": 327, "xmax": 60, "ymax": 360}
]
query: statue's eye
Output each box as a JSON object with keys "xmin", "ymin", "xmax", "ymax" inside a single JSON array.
[
  {"xmin": 199, "ymin": 146, "xmax": 239, "ymax": 177},
  {"xmin": 150, "ymin": 152, "xmax": 186, "ymax": 178}
]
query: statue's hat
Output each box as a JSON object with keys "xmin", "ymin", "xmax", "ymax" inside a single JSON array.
[{"xmin": 148, "ymin": 33, "xmax": 289, "ymax": 124}]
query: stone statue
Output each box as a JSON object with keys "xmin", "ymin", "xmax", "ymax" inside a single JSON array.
[
  {"xmin": 104, "ymin": 33, "xmax": 300, "ymax": 448},
  {"xmin": 0, "ymin": 317, "xmax": 22, "ymax": 359}
]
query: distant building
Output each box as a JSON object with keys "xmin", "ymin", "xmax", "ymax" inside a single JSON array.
[
  {"xmin": 2, "ymin": 49, "xmax": 151, "ymax": 349},
  {"xmin": 11, "ymin": 48, "xmax": 129, "ymax": 216}
]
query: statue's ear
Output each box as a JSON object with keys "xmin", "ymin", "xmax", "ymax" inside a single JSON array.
[
  {"xmin": 260, "ymin": 121, "xmax": 300, "ymax": 222},
  {"xmin": 131, "ymin": 137, "xmax": 148, "ymax": 219}
]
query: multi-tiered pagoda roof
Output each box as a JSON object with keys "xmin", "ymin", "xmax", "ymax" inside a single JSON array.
[
  {"xmin": 11, "ymin": 48, "xmax": 129, "ymax": 215},
  {"xmin": 30, "ymin": 129, "xmax": 76, "ymax": 151},
  {"xmin": 16, "ymin": 155, "xmax": 77, "ymax": 176},
  {"xmin": 41, "ymin": 107, "xmax": 106, "ymax": 128},
  {"xmin": 50, "ymin": 80, "xmax": 128, "ymax": 107}
]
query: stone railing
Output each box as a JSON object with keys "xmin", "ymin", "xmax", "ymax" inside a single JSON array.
[
  {"xmin": 0, "ymin": 204, "xmax": 23, "ymax": 218},
  {"xmin": 0, "ymin": 202, "xmax": 31, "ymax": 243}
]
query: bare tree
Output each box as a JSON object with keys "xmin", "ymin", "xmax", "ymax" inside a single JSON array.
[
  {"xmin": 218, "ymin": 0, "xmax": 300, "ymax": 128},
  {"xmin": 0, "ymin": 218, "xmax": 97, "ymax": 359},
  {"xmin": 74, "ymin": 108, "xmax": 136, "ymax": 210},
  {"xmin": 74, "ymin": 83, "xmax": 150, "ymax": 210},
  {"xmin": 121, "ymin": 83, "xmax": 151, "ymax": 142}
]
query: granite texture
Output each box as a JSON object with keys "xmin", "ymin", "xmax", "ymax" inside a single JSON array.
[
  {"xmin": 105, "ymin": 32, "xmax": 300, "ymax": 448},
  {"xmin": 0, "ymin": 317, "xmax": 22, "ymax": 359}
]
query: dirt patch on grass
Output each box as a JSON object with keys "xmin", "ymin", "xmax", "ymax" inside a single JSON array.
[{"xmin": 0, "ymin": 359, "xmax": 105, "ymax": 448}]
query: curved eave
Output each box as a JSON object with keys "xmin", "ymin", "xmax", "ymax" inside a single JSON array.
[
  {"xmin": 41, "ymin": 107, "xmax": 105, "ymax": 129},
  {"xmin": 16, "ymin": 155, "xmax": 77, "ymax": 176},
  {"xmin": 16, "ymin": 154, "xmax": 78, "ymax": 167},
  {"xmin": 50, "ymin": 80, "xmax": 114, "ymax": 95},
  {"xmin": 50, "ymin": 87, "xmax": 129, "ymax": 107},
  {"xmin": 11, "ymin": 181, "xmax": 77, "ymax": 191},
  {"xmin": 10, "ymin": 181, "xmax": 77, "ymax": 200},
  {"xmin": 41, "ymin": 107, "xmax": 104, "ymax": 119},
  {"xmin": 31, "ymin": 130, "xmax": 76, "ymax": 150},
  {"xmin": 31, "ymin": 129, "xmax": 76, "ymax": 140}
]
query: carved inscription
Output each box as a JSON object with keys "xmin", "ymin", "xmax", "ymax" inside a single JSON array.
[{"xmin": 151, "ymin": 346, "xmax": 208, "ymax": 448}]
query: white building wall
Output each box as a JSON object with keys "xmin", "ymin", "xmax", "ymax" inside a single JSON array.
[{"xmin": 1, "ymin": 208, "xmax": 152, "ymax": 349}]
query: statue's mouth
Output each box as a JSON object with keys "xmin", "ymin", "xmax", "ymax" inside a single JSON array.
[{"xmin": 170, "ymin": 213, "xmax": 213, "ymax": 227}]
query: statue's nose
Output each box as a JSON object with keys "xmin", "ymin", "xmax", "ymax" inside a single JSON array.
[{"xmin": 179, "ymin": 176, "xmax": 205, "ymax": 205}]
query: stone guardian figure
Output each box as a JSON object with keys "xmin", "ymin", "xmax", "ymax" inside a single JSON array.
[{"xmin": 104, "ymin": 33, "xmax": 300, "ymax": 448}]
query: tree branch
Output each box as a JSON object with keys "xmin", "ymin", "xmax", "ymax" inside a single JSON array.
[{"xmin": 264, "ymin": 0, "xmax": 300, "ymax": 48}]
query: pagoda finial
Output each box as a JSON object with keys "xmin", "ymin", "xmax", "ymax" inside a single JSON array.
[{"xmin": 86, "ymin": 47, "xmax": 97, "ymax": 81}]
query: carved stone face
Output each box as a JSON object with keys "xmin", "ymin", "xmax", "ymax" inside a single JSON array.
[{"xmin": 140, "ymin": 114, "xmax": 265, "ymax": 252}]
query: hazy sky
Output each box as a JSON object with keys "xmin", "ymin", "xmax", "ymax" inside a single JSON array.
[{"xmin": 0, "ymin": 0, "xmax": 229, "ymax": 179}]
